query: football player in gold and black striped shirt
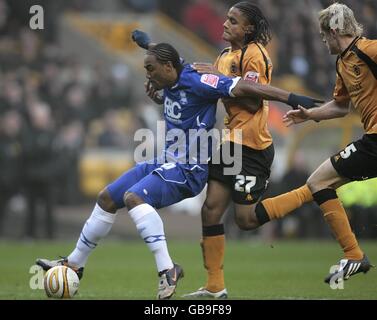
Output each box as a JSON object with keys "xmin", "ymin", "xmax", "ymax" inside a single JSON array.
[
  {"xmin": 281, "ymin": 3, "xmax": 376, "ymax": 283},
  {"xmin": 186, "ymin": 2, "xmax": 291, "ymax": 298}
]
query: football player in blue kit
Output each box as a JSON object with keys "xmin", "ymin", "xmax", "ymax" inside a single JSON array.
[{"xmin": 36, "ymin": 42, "xmax": 322, "ymax": 299}]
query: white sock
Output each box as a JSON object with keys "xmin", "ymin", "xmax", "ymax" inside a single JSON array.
[
  {"xmin": 67, "ymin": 204, "xmax": 117, "ymax": 268},
  {"xmin": 129, "ymin": 203, "xmax": 173, "ymax": 273}
]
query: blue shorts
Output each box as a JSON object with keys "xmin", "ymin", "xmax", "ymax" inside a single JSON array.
[{"xmin": 107, "ymin": 161, "xmax": 208, "ymax": 209}]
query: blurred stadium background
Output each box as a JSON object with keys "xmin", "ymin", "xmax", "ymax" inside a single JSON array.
[{"xmin": 0, "ymin": 0, "xmax": 376, "ymax": 300}]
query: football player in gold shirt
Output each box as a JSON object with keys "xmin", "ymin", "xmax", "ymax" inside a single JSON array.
[{"xmin": 280, "ymin": 3, "xmax": 375, "ymax": 284}]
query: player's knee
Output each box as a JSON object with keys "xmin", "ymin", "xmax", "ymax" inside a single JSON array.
[
  {"xmin": 306, "ymin": 177, "xmax": 314, "ymax": 191},
  {"xmin": 97, "ymin": 189, "xmax": 117, "ymax": 213},
  {"xmin": 234, "ymin": 213, "xmax": 258, "ymax": 231},
  {"xmin": 249, "ymin": 210, "xmax": 260, "ymax": 229},
  {"xmin": 307, "ymin": 170, "xmax": 334, "ymax": 193},
  {"xmin": 124, "ymin": 192, "xmax": 144, "ymax": 210},
  {"xmin": 306, "ymin": 176, "xmax": 322, "ymax": 193},
  {"xmin": 201, "ymin": 201, "xmax": 222, "ymax": 225},
  {"xmin": 234, "ymin": 215, "xmax": 250, "ymax": 230}
]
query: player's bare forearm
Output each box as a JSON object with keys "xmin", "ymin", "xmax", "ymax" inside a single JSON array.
[
  {"xmin": 232, "ymin": 80, "xmax": 289, "ymax": 103},
  {"xmin": 223, "ymin": 97, "xmax": 262, "ymax": 113},
  {"xmin": 232, "ymin": 80, "xmax": 323, "ymax": 110},
  {"xmin": 307, "ymin": 99, "xmax": 350, "ymax": 121},
  {"xmin": 283, "ymin": 99, "xmax": 350, "ymax": 127}
]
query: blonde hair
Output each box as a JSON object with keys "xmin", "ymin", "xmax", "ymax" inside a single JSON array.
[{"xmin": 318, "ymin": 3, "xmax": 363, "ymax": 37}]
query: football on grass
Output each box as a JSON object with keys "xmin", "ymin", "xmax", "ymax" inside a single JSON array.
[{"xmin": 44, "ymin": 265, "xmax": 79, "ymax": 298}]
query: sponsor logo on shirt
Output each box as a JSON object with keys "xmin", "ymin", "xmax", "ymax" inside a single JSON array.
[
  {"xmin": 164, "ymin": 96, "xmax": 182, "ymax": 120},
  {"xmin": 353, "ymin": 65, "xmax": 361, "ymax": 76},
  {"xmin": 200, "ymin": 74, "xmax": 219, "ymax": 88}
]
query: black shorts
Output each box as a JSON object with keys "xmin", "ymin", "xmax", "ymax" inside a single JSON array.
[
  {"xmin": 209, "ymin": 141, "xmax": 274, "ymax": 204},
  {"xmin": 331, "ymin": 134, "xmax": 377, "ymax": 181}
]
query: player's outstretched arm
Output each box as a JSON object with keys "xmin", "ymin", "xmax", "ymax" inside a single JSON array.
[
  {"xmin": 231, "ymin": 79, "xmax": 324, "ymax": 110},
  {"xmin": 132, "ymin": 31, "xmax": 186, "ymax": 65},
  {"xmin": 283, "ymin": 99, "xmax": 350, "ymax": 126}
]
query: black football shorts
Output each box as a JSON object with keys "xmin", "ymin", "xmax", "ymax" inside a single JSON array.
[
  {"xmin": 209, "ymin": 141, "xmax": 274, "ymax": 204},
  {"xmin": 331, "ymin": 134, "xmax": 377, "ymax": 181}
]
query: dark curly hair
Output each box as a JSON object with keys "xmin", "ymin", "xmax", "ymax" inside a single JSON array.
[
  {"xmin": 233, "ymin": 1, "xmax": 272, "ymax": 46},
  {"xmin": 147, "ymin": 43, "xmax": 183, "ymax": 72}
]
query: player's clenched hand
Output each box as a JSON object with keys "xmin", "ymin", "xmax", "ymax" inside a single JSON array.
[
  {"xmin": 145, "ymin": 80, "xmax": 163, "ymax": 105},
  {"xmin": 131, "ymin": 30, "xmax": 151, "ymax": 50},
  {"xmin": 192, "ymin": 62, "xmax": 223, "ymax": 75},
  {"xmin": 282, "ymin": 106, "xmax": 311, "ymax": 127}
]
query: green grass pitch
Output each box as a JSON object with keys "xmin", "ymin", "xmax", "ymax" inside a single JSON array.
[{"xmin": 0, "ymin": 240, "xmax": 376, "ymax": 300}]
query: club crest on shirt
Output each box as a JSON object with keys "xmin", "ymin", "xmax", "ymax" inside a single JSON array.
[
  {"xmin": 244, "ymin": 71, "xmax": 259, "ymax": 83},
  {"xmin": 179, "ymin": 90, "xmax": 188, "ymax": 104},
  {"xmin": 200, "ymin": 74, "xmax": 219, "ymax": 88}
]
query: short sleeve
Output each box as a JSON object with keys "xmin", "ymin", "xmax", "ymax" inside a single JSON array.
[
  {"xmin": 241, "ymin": 44, "xmax": 272, "ymax": 85},
  {"xmin": 191, "ymin": 72, "xmax": 241, "ymax": 99}
]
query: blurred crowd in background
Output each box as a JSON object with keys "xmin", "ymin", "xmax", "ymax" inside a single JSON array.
[
  {"xmin": 0, "ymin": 0, "xmax": 155, "ymax": 238},
  {"xmin": 0, "ymin": 0, "xmax": 376, "ymax": 240}
]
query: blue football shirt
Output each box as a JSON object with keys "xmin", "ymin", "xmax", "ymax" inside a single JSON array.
[{"xmin": 161, "ymin": 64, "xmax": 240, "ymax": 166}]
